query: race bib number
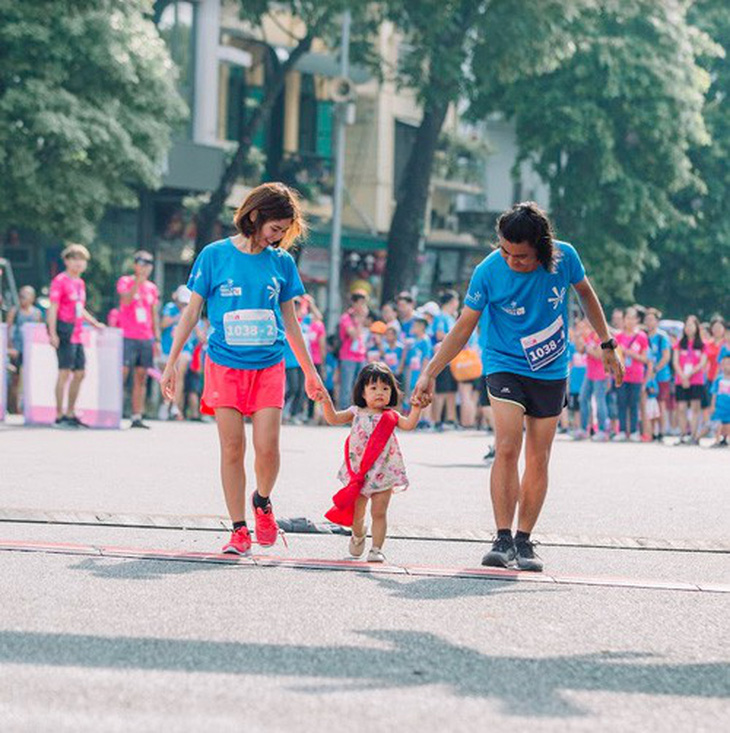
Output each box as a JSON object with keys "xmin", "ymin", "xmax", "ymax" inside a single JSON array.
[
  {"xmin": 384, "ymin": 351, "xmax": 398, "ymax": 368},
  {"xmin": 135, "ymin": 307, "xmax": 148, "ymax": 323},
  {"xmin": 520, "ymin": 315, "xmax": 566, "ymax": 371},
  {"xmin": 223, "ymin": 309, "xmax": 277, "ymax": 347},
  {"xmin": 409, "ymin": 353, "xmax": 421, "ymax": 371}
]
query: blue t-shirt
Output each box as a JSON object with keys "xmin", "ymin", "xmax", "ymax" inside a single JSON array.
[
  {"xmin": 567, "ymin": 342, "xmax": 587, "ymax": 395},
  {"xmin": 649, "ymin": 330, "xmax": 672, "ymax": 383},
  {"xmin": 382, "ymin": 342, "xmax": 404, "ymax": 373},
  {"xmin": 187, "ymin": 238, "xmax": 305, "ymax": 370},
  {"xmin": 325, "ymin": 352, "xmax": 337, "ymax": 391},
  {"xmin": 408, "ymin": 336, "xmax": 433, "ymax": 389},
  {"xmin": 464, "ymin": 241, "xmax": 586, "ymax": 380},
  {"xmin": 477, "ymin": 310, "xmax": 490, "ymax": 376},
  {"xmin": 160, "ymin": 302, "xmax": 181, "ymax": 356},
  {"xmin": 711, "ymin": 375, "xmax": 730, "ymax": 422},
  {"xmin": 433, "ymin": 312, "xmax": 456, "ymax": 342}
]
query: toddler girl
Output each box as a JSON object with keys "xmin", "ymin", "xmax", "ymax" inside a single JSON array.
[{"xmin": 320, "ymin": 362, "xmax": 421, "ymax": 562}]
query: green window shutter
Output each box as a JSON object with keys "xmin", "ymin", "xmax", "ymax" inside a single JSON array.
[
  {"xmin": 247, "ymin": 86, "xmax": 266, "ymax": 151},
  {"xmin": 316, "ymin": 101, "xmax": 334, "ymax": 158}
]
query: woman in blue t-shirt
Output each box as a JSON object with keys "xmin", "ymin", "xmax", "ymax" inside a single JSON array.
[
  {"xmin": 161, "ymin": 183, "xmax": 325, "ymax": 556},
  {"xmin": 412, "ymin": 202, "xmax": 623, "ymax": 573}
]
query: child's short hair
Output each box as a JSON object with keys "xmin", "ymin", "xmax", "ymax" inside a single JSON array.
[
  {"xmin": 412, "ymin": 316, "xmax": 428, "ymax": 329},
  {"xmin": 353, "ymin": 362, "xmax": 400, "ymax": 408},
  {"xmin": 61, "ymin": 243, "xmax": 90, "ymax": 261}
]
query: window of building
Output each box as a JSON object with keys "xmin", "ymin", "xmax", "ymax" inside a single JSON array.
[{"xmin": 157, "ymin": 1, "xmax": 197, "ymax": 137}]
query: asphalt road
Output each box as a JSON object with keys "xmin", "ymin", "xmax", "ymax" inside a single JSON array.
[{"xmin": 1, "ymin": 420, "xmax": 728, "ymax": 731}]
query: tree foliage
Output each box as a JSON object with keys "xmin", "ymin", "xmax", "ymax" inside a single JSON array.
[
  {"xmin": 0, "ymin": 0, "xmax": 186, "ymax": 242},
  {"xmin": 471, "ymin": 0, "xmax": 713, "ymax": 303},
  {"xmin": 637, "ymin": 0, "xmax": 730, "ymax": 318}
]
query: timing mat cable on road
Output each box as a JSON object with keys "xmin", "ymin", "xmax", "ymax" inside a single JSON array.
[
  {"xmin": 0, "ymin": 538, "xmax": 727, "ymax": 594},
  {"xmin": 0, "ymin": 507, "xmax": 727, "ymax": 555}
]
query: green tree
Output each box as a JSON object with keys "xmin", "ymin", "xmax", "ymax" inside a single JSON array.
[
  {"xmin": 0, "ymin": 0, "xmax": 186, "ymax": 242},
  {"xmin": 379, "ymin": 0, "xmax": 589, "ymax": 302},
  {"xmin": 636, "ymin": 0, "xmax": 730, "ymax": 319},
  {"xmin": 471, "ymin": 0, "xmax": 712, "ymax": 303}
]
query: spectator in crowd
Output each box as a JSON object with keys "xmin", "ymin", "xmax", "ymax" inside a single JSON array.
[
  {"xmin": 47, "ymin": 244, "xmax": 104, "ymax": 428},
  {"xmin": 284, "ymin": 296, "xmax": 309, "ymax": 423},
  {"xmin": 117, "ymin": 250, "xmax": 160, "ymax": 429},
  {"xmin": 302, "ymin": 294, "xmax": 326, "ymax": 422},
  {"xmin": 580, "ymin": 326, "xmax": 610, "ymax": 441},
  {"xmin": 407, "ymin": 315, "xmax": 433, "ymax": 427},
  {"xmin": 395, "ymin": 291, "xmax": 415, "ymax": 338},
  {"xmin": 367, "ymin": 320, "xmax": 386, "ymax": 363},
  {"xmin": 567, "ymin": 328, "xmax": 588, "ymax": 437},
  {"xmin": 6, "ymin": 285, "xmax": 42, "ymax": 413},
  {"xmin": 673, "ymin": 314, "xmax": 708, "ymax": 445},
  {"xmin": 431, "ymin": 290, "xmax": 460, "ymax": 430},
  {"xmin": 338, "ymin": 291, "xmax": 369, "ymax": 408},
  {"xmin": 324, "ymin": 334, "xmax": 339, "ymax": 404},
  {"xmin": 614, "ymin": 306, "xmax": 651, "ymax": 441},
  {"xmin": 381, "ymin": 301, "xmax": 400, "ymax": 332},
  {"xmin": 643, "ymin": 371, "xmax": 662, "ymax": 441},
  {"xmin": 644, "ymin": 308, "xmax": 673, "ymax": 440},
  {"xmin": 709, "ymin": 352, "xmax": 730, "ymax": 448},
  {"xmin": 159, "ymin": 285, "xmax": 191, "ymax": 420},
  {"xmin": 381, "ymin": 325, "xmax": 406, "ymax": 388}
]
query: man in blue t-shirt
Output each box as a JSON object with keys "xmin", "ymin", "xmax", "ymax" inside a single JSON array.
[
  {"xmin": 412, "ymin": 202, "xmax": 623, "ymax": 573},
  {"xmin": 644, "ymin": 308, "xmax": 672, "ymax": 437}
]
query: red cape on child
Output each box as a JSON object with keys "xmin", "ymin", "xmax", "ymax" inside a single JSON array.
[{"xmin": 325, "ymin": 409, "xmax": 399, "ymax": 527}]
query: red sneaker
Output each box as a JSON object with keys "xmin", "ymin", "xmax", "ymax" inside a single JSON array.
[
  {"xmin": 222, "ymin": 526, "xmax": 252, "ymax": 555},
  {"xmin": 252, "ymin": 497, "xmax": 279, "ymax": 547}
]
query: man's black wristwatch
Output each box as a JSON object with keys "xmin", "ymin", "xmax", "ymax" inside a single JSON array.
[{"xmin": 600, "ymin": 338, "xmax": 617, "ymax": 350}]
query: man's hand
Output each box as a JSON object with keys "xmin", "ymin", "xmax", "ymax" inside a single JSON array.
[
  {"xmin": 49, "ymin": 333, "xmax": 60, "ymax": 350},
  {"xmin": 603, "ymin": 348, "xmax": 624, "ymax": 387},
  {"xmin": 411, "ymin": 372, "xmax": 435, "ymax": 407}
]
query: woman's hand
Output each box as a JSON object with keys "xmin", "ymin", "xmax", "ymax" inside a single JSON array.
[
  {"xmin": 160, "ymin": 362, "xmax": 178, "ymax": 401},
  {"xmin": 411, "ymin": 372, "xmax": 435, "ymax": 407},
  {"xmin": 304, "ymin": 370, "xmax": 326, "ymax": 401}
]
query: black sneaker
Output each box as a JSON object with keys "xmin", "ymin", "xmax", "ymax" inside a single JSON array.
[
  {"xmin": 515, "ymin": 539, "xmax": 544, "ymax": 572},
  {"xmin": 130, "ymin": 419, "xmax": 150, "ymax": 429},
  {"xmin": 54, "ymin": 416, "xmax": 70, "ymax": 428},
  {"xmin": 481, "ymin": 535, "xmax": 516, "ymax": 568},
  {"xmin": 66, "ymin": 416, "xmax": 90, "ymax": 428},
  {"xmin": 483, "ymin": 445, "xmax": 496, "ymax": 463},
  {"xmin": 709, "ymin": 439, "xmax": 728, "ymax": 449}
]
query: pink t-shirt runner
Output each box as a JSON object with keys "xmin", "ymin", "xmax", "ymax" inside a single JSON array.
[
  {"xmin": 307, "ymin": 319, "xmax": 326, "ymax": 365},
  {"xmin": 116, "ymin": 276, "xmax": 159, "ymax": 341},
  {"xmin": 49, "ymin": 272, "xmax": 86, "ymax": 344},
  {"xmin": 584, "ymin": 331, "xmax": 607, "ymax": 380},
  {"xmin": 339, "ymin": 311, "xmax": 367, "ymax": 362},
  {"xmin": 674, "ymin": 343, "xmax": 707, "ymax": 386},
  {"xmin": 616, "ymin": 330, "xmax": 649, "ymax": 384}
]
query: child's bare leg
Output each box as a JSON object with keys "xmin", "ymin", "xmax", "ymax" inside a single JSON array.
[
  {"xmin": 351, "ymin": 495, "xmax": 368, "ymax": 538},
  {"xmin": 215, "ymin": 407, "xmax": 246, "ymax": 523},
  {"xmin": 370, "ymin": 490, "xmax": 393, "ymax": 548}
]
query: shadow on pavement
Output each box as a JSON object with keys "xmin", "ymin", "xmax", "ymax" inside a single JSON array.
[
  {"xmin": 69, "ymin": 557, "xmax": 231, "ymax": 581},
  {"xmin": 360, "ymin": 573, "xmax": 566, "ymax": 601},
  {"xmin": 0, "ymin": 630, "xmax": 726, "ymax": 717}
]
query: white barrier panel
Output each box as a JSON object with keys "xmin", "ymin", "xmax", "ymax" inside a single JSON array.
[
  {"xmin": 23, "ymin": 324, "xmax": 123, "ymax": 429},
  {"xmin": 0, "ymin": 324, "xmax": 6, "ymax": 421}
]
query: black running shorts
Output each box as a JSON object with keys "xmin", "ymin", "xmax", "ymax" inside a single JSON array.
[{"xmin": 486, "ymin": 371, "xmax": 567, "ymax": 418}]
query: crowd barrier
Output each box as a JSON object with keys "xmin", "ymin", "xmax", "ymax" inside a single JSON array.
[{"xmin": 22, "ymin": 323, "xmax": 123, "ymax": 429}]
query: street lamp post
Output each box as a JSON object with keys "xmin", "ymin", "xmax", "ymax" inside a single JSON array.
[{"xmin": 326, "ymin": 9, "xmax": 351, "ymax": 333}]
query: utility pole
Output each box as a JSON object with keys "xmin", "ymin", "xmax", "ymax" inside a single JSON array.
[{"xmin": 326, "ymin": 9, "xmax": 351, "ymax": 333}]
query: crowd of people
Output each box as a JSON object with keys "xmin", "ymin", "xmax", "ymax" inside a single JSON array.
[
  {"xmin": 565, "ymin": 307, "xmax": 730, "ymax": 448},
  {"xmin": 3, "ymin": 245, "xmax": 729, "ymax": 450}
]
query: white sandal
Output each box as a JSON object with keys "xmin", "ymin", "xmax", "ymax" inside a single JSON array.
[{"xmin": 367, "ymin": 547, "xmax": 386, "ymax": 563}]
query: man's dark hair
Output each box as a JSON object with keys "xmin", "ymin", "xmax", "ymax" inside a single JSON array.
[
  {"xmin": 352, "ymin": 362, "xmax": 400, "ymax": 408},
  {"xmin": 439, "ymin": 289, "xmax": 458, "ymax": 307},
  {"xmin": 645, "ymin": 307, "xmax": 663, "ymax": 319},
  {"xmin": 396, "ymin": 291, "xmax": 414, "ymax": 304},
  {"xmin": 350, "ymin": 292, "xmax": 367, "ymax": 304},
  {"xmin": 497, "ymin": 201, "xmax": 558, "ymax": 272}
]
